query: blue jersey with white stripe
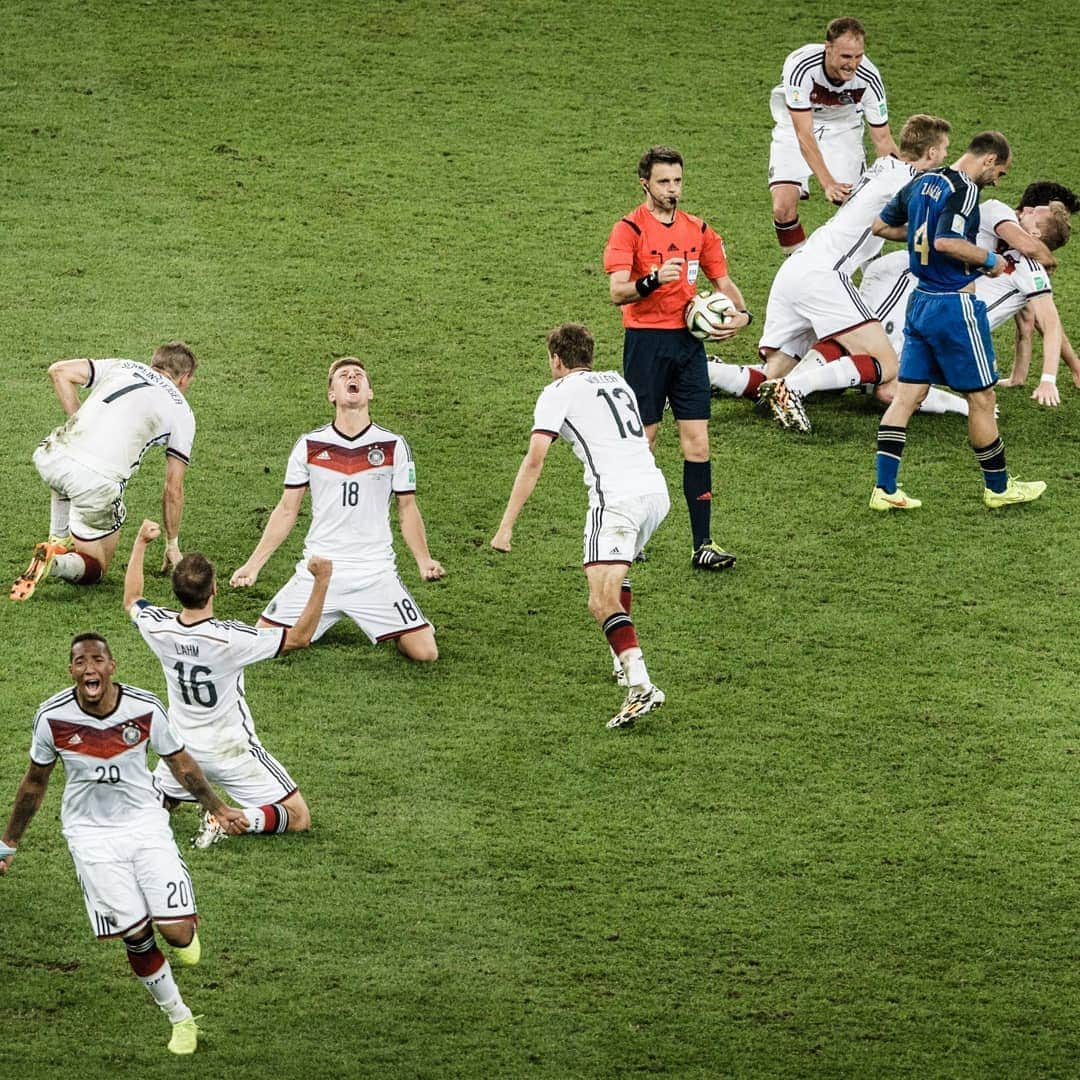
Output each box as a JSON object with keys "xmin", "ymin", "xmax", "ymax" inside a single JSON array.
[{"xmin": 879, "ymin": 167, "xmax": 982, "ymax": 293}]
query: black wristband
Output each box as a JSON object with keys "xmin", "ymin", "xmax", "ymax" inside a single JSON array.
[
  {"xmin": 739, "ymin": 309, "xmax": 753, "ymax": 324},
  {"xmin": 635, "ymin": 271, "xmax": 661, "ymax": 298}
]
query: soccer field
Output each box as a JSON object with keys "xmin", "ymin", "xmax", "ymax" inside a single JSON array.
[{"xmin": 2, "ymin": 2, "xmax": 1080, "ymax": 1077}]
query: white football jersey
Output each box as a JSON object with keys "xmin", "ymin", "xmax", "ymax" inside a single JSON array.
[
  {"xmin": 978, "ymin": 198, "xmax": 1019, "ymax": 253},
  {"xmin": 44, "ymin": 359, "xmax": 195, "ymax": 484},
  {"xmin": 284, "ymin": 421, "xmax": 414, "ymax": 570},
  {"xmin": 29, "ymin": 684, "xmax": 182, "ymax": 841},
  {"xmin": 532, "ymin": 370, "xmax": 667, "ymax": 506},
  {"xmin": 977, "ymin": 251, "xmax": 1054, "ymax": 327},
  {"xmin": 770, "ymin": 43, "xmax": 889, "ymax": 131},
  {"xmin": 130, "ymin": 602, "xmax": 287, "ymax": 757},
  {"xmin": 798, "ymin": 156, "xmax": 917, "ymax": 274}
]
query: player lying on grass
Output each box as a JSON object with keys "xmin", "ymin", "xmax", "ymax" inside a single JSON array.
[
  {"xmin": 862, "ymin": 200, "xmax": 1072, "ymax": 405},
  {"xmin": 231, "ymin": 358, "xmax": 443, "ymax": 661},
  {"xmin": 11, "ymin": 342, "xmax": 197, "ymax": 602},
  {"xmin": 124, "ymin": 520, "xmax": 331, "ymax": 849},
  {"xmin": 492, "ymin": 324, "xmax": 669, "ymax": 730},
  {"xmin": 0, "ymin": 633, "xmax": 248, "ymax": 1056}
]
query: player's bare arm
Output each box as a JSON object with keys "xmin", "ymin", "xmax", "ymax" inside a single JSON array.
[
  {"xmin": 1027, "ymin": 293, "xmax": 1064, "ymax": 406},
  {"xmin": 395, "ymin": 494, "xmax": 445, "ymax": 581},
  {"xmin": 0, "ymin": 760, "xmax": 56, "ymax": 874},
  {"xmin": 491, "ymin": 433, "xmax": 553, "ymax": 553},
  {"xmin": 934, "ymin": 237, "xmax": 1005, "ymax": 277},
  {"xmin": 1005, "ymin": 307, "xmax": 1035, "ymax": 386},
  {"xmin": 791, "ymin": 109, "xmax": 850, "ymax": 204},
  {"xmin": 995, "ymin": 221, "xmax": 1057, "ymax": 272},
  {"xmin": 231, "ymin": 485, "xmax": 305, "ymax": 587},
  {"xmin": 867, "ymin": 122, "xmax": 900, "ymax": 162},
  {"xmin": 46, "ymin": 358, "xmax": 91, "ymax": 418},
  {"xmin": 162, "ymin": 749, "xmax": 248, "ymax": 834},
  {"xmin": 871, "ymin": 217, "xmax": 907, "ymax": 242},
  {"xmin": 160, "ymin": 456, "xmax": 187, "ymax": 572},
  {"xmin": 282, "ymin": 557, "xmax": 333, "ymax": 651},
  {"xmin": 608, "ymin": 259, "xmax": 685, "ymax": 306},
  {"xmin": 122, "ymin": 519, "xmax": 162, "ymax": 610}
]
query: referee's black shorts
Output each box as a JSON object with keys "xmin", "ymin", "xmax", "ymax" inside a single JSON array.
[{"xmin": 622, "ymin": 327, "xmax": 710, "ymax": 426}]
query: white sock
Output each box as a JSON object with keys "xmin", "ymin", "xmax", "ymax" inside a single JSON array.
[
  {"xmin": 619, "ymin": 648, "xmax": 650, "ymax": 692},
  {"xmin": 139, "ymin": 959, "xmax": 190, "ymax": 1022},
  {"xmin": 708, "ymin": 360, "xmax": 764, "ymax": 397},
  {"xmin": 50, "ymin": 553, "xmax": 87, "ymax": 581},
  {"xmin": 787, "ymin": 356, "xmax": 863, "ymax": 398},
  {"xmin": 917, "ymin": 386, "xmax": 969, "ymax": 416},
  {"xmin": 49, "ymin": 493, "xmax": 70, "ymax": 539}
]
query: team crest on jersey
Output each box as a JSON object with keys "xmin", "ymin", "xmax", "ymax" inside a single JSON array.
[
  {"xmin": 367, "ymin": 446, "xmax": 386, "ymax": 467},
  {"xmin": 121, "ymin": 723, "xmax": 143, "ymax": 746}
]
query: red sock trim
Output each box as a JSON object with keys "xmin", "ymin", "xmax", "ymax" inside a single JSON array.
[
  {"xmin": 76, "ymin": 553, "xmax": 104, "ymax": 584},
  {"xmin": 258, "ymin": 804, "xmax": 281, "ymax": 833},
  {"xmin": 604, "ymin": 621, "xmax": 639, "ymax": 657},
  {"xmin": 851, "ymin": 354, "xmax": 882, "ymax": 384},
  {"xmin": 811, "ymin": 338, "xmax": 847, "ymax": 362},
  {"xmin": 775, "ymin": 219, "xmax": 806, "ymax": 248},
  {"xmin": 126, "ymin": 943, "xmax": 165, "ymax": 977},
  {"xmin": 745, "ymin": 368, "xmax": 767, "ymax": 399}
]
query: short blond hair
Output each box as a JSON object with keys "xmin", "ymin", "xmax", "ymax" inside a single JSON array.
[
  {"xmin": 1039, "ymin": 201, "xmax": 1072, "ymax": 251},
  {"xmin": 327, "ymin": 356, "xmax": 367, "ymax": 386},
  {"xmin": 151, "ymin": 341, "xmax": 197, "ymax": 379}
]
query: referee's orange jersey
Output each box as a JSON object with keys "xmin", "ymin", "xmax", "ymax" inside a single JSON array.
[{"xmin": 603, "ymin": 204, "xmax": 728, "ymax": 330}]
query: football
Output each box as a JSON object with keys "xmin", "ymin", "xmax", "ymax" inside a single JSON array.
[{"xmin": 685, "ymin": 290, "xmax": 737, "ymax": 340}]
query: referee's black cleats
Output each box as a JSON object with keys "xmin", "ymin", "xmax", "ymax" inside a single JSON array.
[{"xmin": 691, "ymin": 541, "xmax": 736, "ymax": 571}]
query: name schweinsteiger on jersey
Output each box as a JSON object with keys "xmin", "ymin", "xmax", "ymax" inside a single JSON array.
[
  {"xmin": 130, "ymin": 602, "xmax": 287, "ymax": 757},
  {"xmin": 44, "ymin": 359, "xmax": 195, "ymax": 484},
  {"xmin": 285, "ymin": 421, "xmax": 415, "ymax": 569},
  {"xmin": 532, "ymin": 370, "xmax": 667, "ymax": 505},
  {"xmin": 29, "ymin": 684, "xmax": 183, "ymax": 841}
]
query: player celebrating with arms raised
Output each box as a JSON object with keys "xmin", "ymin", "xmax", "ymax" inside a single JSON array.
[
  {"xmin": 231, "ymin": 358, "xmax": 443, "ymax": 660},
  {"xmin": 604, "ymin": 145, "xmax": 750, "ymax": 572},
  {"xmin": 124, "ymin": 520, "xmax": 332, "ymax": 849},
  {"xmin": 0, "ymin": 634, "xmax": 247, "ymax": 1055},
  {"xmin": 492, "ymin": 324, "xmax": 670, "ymax": 729}
]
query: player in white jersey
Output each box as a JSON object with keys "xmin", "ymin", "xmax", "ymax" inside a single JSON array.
[
  {"xmin": 124, "ymin": 519, "xmax": 332, "ymax": 848},
  {"xmin": 0, "ymin": 633, "xmax": 247, "ymax": 1055},
  {"xmin": 11, "ymin": 342, "xmax": 198, "ymax": 602},
  {"xmin": 769, "ymin": 17, "xmax": 898, "ymax": 254},
  {"xmin": 492, "ymin": 324, "xmax": 670, "ymax": 730},
  {"xmin": 755, "ymin": 115, "xmax": 956, "ymax": 432},
  {"xmin": 863, "ymin": 201, "xmax": 1074, "ymax": 405},
  {"xmin": 231, "ymin": 357, "xmax": 443, "ymax": 662}
]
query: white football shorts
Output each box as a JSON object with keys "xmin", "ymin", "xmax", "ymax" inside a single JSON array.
[
  {"xmin": 68, "ymin": 824, "xmax": 196, "ymax": 939},
  {"xmin": 760, "ymin": 256, "xmax": 876, "ymax": 357},
  {"xmin": 859, "ymin": 250, "xmax": 915, "ymax": 357},
  {"xmin": 32, "ymin": 441, "xmax": 126, "ymax": 541},
  {"xmin": 263, "ymin": 561, "xmax": 430, "ymax": 644},
  {"xmin": 768, "ymin": 121, "xmax": 867, "ymax": 196},
  {"xmin": 583, "ymin": 491, "xmax": 670, "ymax": 566},
  {"xmin": 153, "ymin": 744, "xmax": 297, "ymax": 807}
]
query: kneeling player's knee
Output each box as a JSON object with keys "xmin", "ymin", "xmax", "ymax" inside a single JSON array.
[{"xmin": 398, "ymin": 633, "xmax": 438, "ymax": 662}]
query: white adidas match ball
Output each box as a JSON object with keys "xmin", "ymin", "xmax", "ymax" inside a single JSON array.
[{"xmin": 685, "ymin": 291, "xmax": 737, "ymax": 340}]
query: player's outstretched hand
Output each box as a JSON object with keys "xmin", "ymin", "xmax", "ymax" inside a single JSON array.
[
  {"xmin": 1032, "ymin": 380, "xmax": 1061, "ymax": 407},
  {"xmin": 215, "ymin": 806, "xmax": 250, "ymax": 835},
  {"xmin": 0, "ymin": 850, "xmax": 15, "ymax": 875},
  {"xmin": 490, "ymin": 528, "xmax": 512, "ymax": 554},
  {"xmin": 230, "ymin": 564, "xmax": 258, "ymax": 588},
  {"xmin": 307, "ymin": 556, "xmax": 332, "ymax": 579},
  {"xmin": 161, "ymin": 544, "xmax": 182, "ymax": 573},
  {"xmin": 419, "ymin": 558, "xmax": 446, "ymax": 581},
  {"xmin": 137, "ymin": 519, "xmax": 161, "ymax": 544}
]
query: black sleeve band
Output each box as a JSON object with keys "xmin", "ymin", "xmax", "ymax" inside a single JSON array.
[{"xmin": 635, "ymin": 271, "xmax": 661, "ymax": 298}]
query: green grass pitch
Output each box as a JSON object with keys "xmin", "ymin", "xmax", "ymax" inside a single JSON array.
[{"xmin": 2, "ymin": 2, "xmax": 1080, "ymax": 1077}]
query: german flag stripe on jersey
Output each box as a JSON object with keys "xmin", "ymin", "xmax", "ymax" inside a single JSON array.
[
  {"xmin": 306, "ymin": 439, "xmax": 396, "ymax": 475},
  {"xmin": 48, "ymin": 714, "xmax": 153, "ymax": 759}
]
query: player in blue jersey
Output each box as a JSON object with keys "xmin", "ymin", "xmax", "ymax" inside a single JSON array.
[{"xmin": 867, "ymin": 131, "xmax": 1046, "ymax": 510}]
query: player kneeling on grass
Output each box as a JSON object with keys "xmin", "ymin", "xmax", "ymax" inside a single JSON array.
[
  {"xmin": 491, "ymin": 324, "xmax": 669, "ymax": 730},
  {"xmin": 124, "ymin": 520, "xmax": 331, "ymax": 849},
  {"xmin": 0, "ymin": 633, "xmax": 248, "ymax": 1055},
  {"xmin": 230, "ymin": 357, "xmax": 443, "ymax": 662}
]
